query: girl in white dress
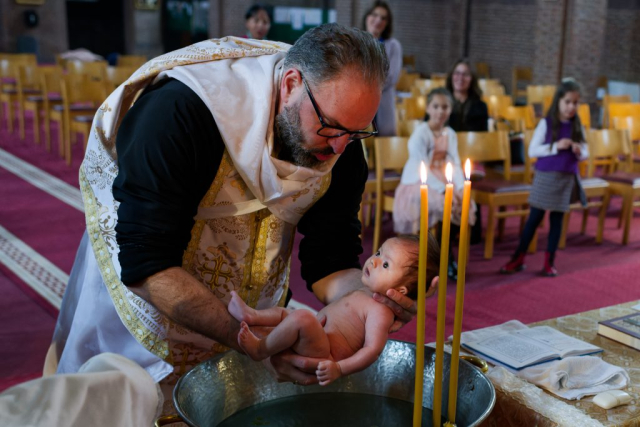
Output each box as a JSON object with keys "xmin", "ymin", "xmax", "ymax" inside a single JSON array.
[{"xmin": 393, "ymin": 87, "xmax": 476, "ymax": 279}]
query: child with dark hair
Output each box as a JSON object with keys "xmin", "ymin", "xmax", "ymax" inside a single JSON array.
[
  {"xmin": 228, "ymin": 234, "xmax": 440, "ymax": 385},
  {"xmin": 500, "ymin": 78, "xmax": 589, "ymax": 277},
  {"xmin": 245, "ymin": 4, "xmax": 272, "ymax": 40},
  {"xmin": 394, "ymin": 87, "xmax": 476, "ymax": 280}
]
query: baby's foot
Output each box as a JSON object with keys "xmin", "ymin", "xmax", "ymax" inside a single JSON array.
[
  {"xmin": 228, "ymin": 291, "xmax": 254, "ymax": 323},
  {"xmin": 238, "ymin": 321, "xmax": 267, "ymax": 361}
]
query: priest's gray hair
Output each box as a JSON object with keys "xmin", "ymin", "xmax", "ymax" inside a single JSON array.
[{"xmin": 284, "ymin": 23, "xmax": 389, "ymax": 90}]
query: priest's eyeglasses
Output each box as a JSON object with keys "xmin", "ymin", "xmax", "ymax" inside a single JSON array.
[{"xmin": 300, "ymin": 72, "xmax": 378, "ymax": 141}]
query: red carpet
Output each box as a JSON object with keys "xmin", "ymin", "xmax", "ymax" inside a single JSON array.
[{"xmin": 1, "ymin": 110, "xmax": 640, "ymax": 392}]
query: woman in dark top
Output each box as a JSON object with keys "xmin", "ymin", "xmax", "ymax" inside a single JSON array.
[
  {"xmin": 445, "ymin": 59, "xmax": 489, "ymax": 132},
  {"xmin": 444, "ymin": 59, "xmax": 488, "ymax": 247}
]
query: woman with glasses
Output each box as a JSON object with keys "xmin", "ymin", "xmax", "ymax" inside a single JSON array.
[
  {"xmin": 445, "ymin": 59, "xmax": 488, "ymax": 245},
  {"xmin": 363, "ymin": 1, "xmax": 402, "ymax": 136},
  {"xmin": 445, "ymin": 59, "xmax": 489, "ymax": 132}
]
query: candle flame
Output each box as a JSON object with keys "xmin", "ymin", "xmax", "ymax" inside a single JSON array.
[
  {"xmin": 420, "ymin": 161, "xmax": 427, "ymax": 184},
  {"xmin": 445, "ymin": 162, "xmax": 453, "ymax": 183},
  {"xmin": 465, "ymin": 159, "xmax": 471, "ymax": 180}
]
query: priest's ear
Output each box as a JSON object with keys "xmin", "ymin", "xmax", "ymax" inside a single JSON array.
[{"xmin": 279, "ymin": 68, "xmax": 304, "ymax": 109}]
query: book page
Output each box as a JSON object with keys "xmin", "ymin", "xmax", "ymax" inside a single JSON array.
[
  {"xmin": 514, "ymin": 326, "xmax": 601, "ymax": 357},
  {"xmin": 464, "ymin": 333, "xmax": 555, "ymax": 369}
]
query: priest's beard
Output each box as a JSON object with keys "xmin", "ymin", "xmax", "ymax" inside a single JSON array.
[{"xmin": 274, "ymin": 101, "xmax": 333, "ymax": 169}]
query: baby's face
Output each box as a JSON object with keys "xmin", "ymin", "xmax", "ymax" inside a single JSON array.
[{"xmin": 362, "ymin": 239, "xmax": 407, "ymax": 294}]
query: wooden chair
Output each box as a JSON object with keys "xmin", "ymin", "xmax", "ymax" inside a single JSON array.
[
  {"xmin": 117, "ymin": 54, "xmax": 147, "ymax": 68},
  {"xmin": 475, "ymin": 62, "xmax": 490, "ymax": 79},
  {"xmin": 55, "ymin": 75, "xmax": 108, "ymax": 165},
  {"xmin": 0, "ymin": 54, "xmax": 37, "ymax": 132},
  {"xmin": 500, "ymin": 105, "xmax": 536, "ymax": 130},
  {"xmin": 411, "ymin": 79, "xmax": 431, "ymax": 96},
  {"xmin": 602, "ymin": 94, "xmax": 631, "ymax": 128},
  {"xmin": 485, "ymin": 95, "xmax": 512, "ymax": 119},
  {"xmin": 512, "ymin": 67, "xmax": 533, "ymax": 103},
  {"xmin": 67, "ymin": 60, "xmax": 108, "ymax": 82},
  {"xmin": 14, "ymin": 64, "xmax": 43, "ymax": 140},
  {"xmin": 396, "ymin": 119, "xmax": 422, "ymax": 137},
  {"xmin": 41, "ymin": 71, "xmax": 64, "ymax": 152},
  {"xmin": 62, "ymin": 78, "xmax": 110, "ymax": 165},
  {"xmin": 430, "ymin": 74, "xmax": 446, "ymax": 89},
  {"xmin": 397, "ymin": 96, "xmax": 426, "ymax": 121},
  {"xmin": 558, "ymin": 177, "xmax": 610, "ymax": 249},
  {"xmin": 586, "ymin": 129, "xmax": 632, "ymax": 178},
  {"xmin": 20, "ymin": 65, "xmax": 62, "ymax": 144},
  {"xmin": 589, "ymin": 129, "xmax": 638, "ymax": 244},
  {"xmin": 607, "ymin": 103, "xmax": 640, "ymax": 129},
  {"xmin": 479, "ymin": 79, "xmax": 505, "ymax": 97},
  {"xmin": 396, "ymin": 70, "xmax": 420, "ymax": 92},
  {"xmin": 578, "ymin": 104, "xmax": 591, "ymax": 129},
  {"xmin": 613, "ymin": 116, "xmax": 640, "ymax": 143},
  {"xmin": 372, "ymin": 137, "xmax": 409, "ymax": 253},
  {"xmin": 527, "ymin": 85, "xmax": 556, "ymax": 107},
  {"xmin": 457, "ymin": 131, "xmax": 532, "ymax": 259},
  {"xmin": 106, "ymin": 66, "xmax": 135, "ymax": 90}
]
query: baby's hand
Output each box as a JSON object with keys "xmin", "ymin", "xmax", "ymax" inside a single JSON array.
[{"xmin": 316, "ymin": 360, "xmax": 341, "ymax": 386}]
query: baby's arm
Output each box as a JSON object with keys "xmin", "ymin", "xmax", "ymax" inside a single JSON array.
[{"xmin": 316, "ymin": 305, "xmax": 394, "ymax": 386}]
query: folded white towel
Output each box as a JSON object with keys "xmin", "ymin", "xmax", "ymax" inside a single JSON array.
[{"xmin": 516, "ymin": 356, "xmax": 629, "ymax": 400}]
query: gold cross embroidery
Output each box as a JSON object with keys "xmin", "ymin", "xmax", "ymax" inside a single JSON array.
[{"xmin": 199, "ymin": 252, "xmax": 234, "ymax": 289}]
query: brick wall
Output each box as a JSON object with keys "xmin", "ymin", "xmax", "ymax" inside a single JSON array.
[
  {"xmin": 562, "ymin": 0, "xmax": 607, "ymax": 102},
  {"xmin": 532, "ymin": 0, "xmax": 565, "ymax": 86},
  {"xmin": 468, "ymin": 0, "xmax": 537, "ymax": 95},
  {"xmin": 601, "ymin": 1, "xmax": 640, "ymax": 83},
  {"xmin": 0, "ymin": 0, "xmax": 68, "ymax": 63}
]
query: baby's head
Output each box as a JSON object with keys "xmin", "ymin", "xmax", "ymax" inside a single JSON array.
[{"xmin": 362, "ymin": 234, "xmax": 440, "ymax": 300}]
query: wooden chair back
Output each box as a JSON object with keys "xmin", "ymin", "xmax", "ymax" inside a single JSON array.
[
  {"xmin": 372, "ymin": 136, "xmax": 410, "ymax": 251},
  {"xmin": 457, "ymin": 131, "xmax": 511, "ymax": 179},
  {"xmin": 396, "ymin": 70, "xmax": 420, "ymax": 92},
  {"xmin": 602, "ymin": 94, "xmax": 632, "ymax": 128},
  {"xmin": 485, "ymin": 94, "xmax": 512, "ymax": 119},
  {"xmin": 586, "ymin": 129, "xmax": 633, "ymax": 177},
  {"xmin": 479, "ymin": 79, "xmax": 505, "ymax": 97},
  {"xmin": 512, "ymin": 67, "xmax": 533, "ymax": 100},
  {"xmin": 527, "ymin": 85, "xmax": 556, "ymax": 105},
  {"xmin": 67, "ymin": 60, "xmax": 108, "ymax": 82},
  {"xmin": 61, "ymin": 74, "xmax": 109, "ymax": 106},
  {"xmin": 613, "ymin": 116, "xmax": 640, "ymax": 142},
  {"xmin": 411, "ymin": 79, "xmax": 431, "ymax": 96},
  {"xmin": 106, "ymin": 66, "xmax": 135, "ymax": 89},
  {"xmin": 396, "ymin": 119, "xmax": 423, "ymax": 137},
  {"xmin": 578, "ymin": 104, "xmax": 591, "ymax": 129},
  {"xmin": 117, "ymin": 54, "xmax": 147, "ymax": 68},
  {"xmin": 398, "ymin": 96, "xmax": 427, "ymax": 121},
  {"xmin": 430, "ymin": 75, "xmax": 446, "ymax": 88},
  {"xmin": 607, "ymin": 103, "xmax": 640, "ymax": 129},
  {"xmin": 501, "ymin": 105, "xmax": 536, "ymax": 130}
]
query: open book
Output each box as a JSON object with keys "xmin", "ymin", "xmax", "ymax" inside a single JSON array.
[{"xmin": 462, "ymin": 326, "xmax": 603, "ymax": 370}]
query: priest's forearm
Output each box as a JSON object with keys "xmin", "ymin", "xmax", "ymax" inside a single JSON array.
[
  {"xmin": 127, "ymin": 266, "xmax": 241, "ymax": 351},
  {"xmin": 311, "ymin": 268, "xmax": 363, "ymax": 305}
]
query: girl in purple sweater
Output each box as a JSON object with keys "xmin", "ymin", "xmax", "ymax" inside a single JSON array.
[{"xmin": 500, "ymin": 79, "xmax": 589, "ymax": 276}]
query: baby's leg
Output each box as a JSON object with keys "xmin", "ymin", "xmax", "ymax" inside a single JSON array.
[
  {"xmin": 238, "ymin": 309, "xmax": 330, "ymax": 361},
  {"xmin": 228, "ymin": 291, "xmax": 288, "ymax": 326}
]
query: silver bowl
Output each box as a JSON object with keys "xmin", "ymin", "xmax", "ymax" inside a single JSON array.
[{"xmin": 161, "ymin": 340, "xmax": 495, "ymax": 426}]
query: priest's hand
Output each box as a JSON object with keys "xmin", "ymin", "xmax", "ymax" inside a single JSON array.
[{"xmin": 374, "ymin": 276, "xmax": 439, "ymax": 333}]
